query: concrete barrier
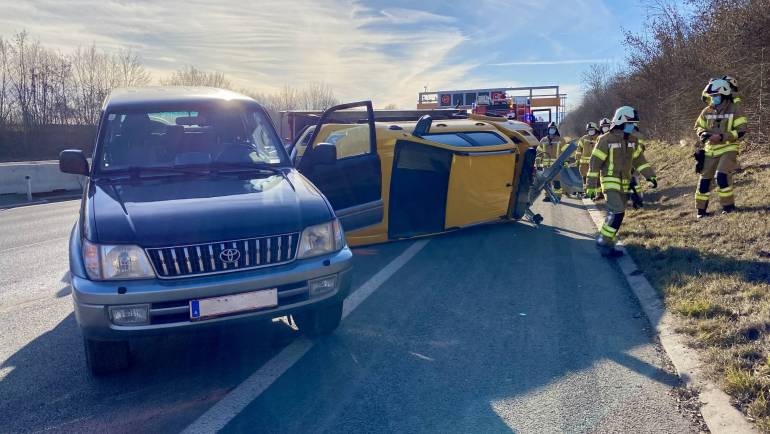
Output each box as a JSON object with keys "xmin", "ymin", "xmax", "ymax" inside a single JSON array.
[{"xmin": 0, "ymin": 160, "xmax": 86, "ymax": 195}]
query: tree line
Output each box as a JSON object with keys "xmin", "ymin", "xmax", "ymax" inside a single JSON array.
[
  {"xmin": 562, "ymin": 0, "xmax": 770, "ymax": 150},
  {"xmin": 0, "ymin": 31, "xmax": 340, "ymax": 147}
]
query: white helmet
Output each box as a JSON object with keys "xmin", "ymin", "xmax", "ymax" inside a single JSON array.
[
  {"xmin": 610, "ymin": 106, "xmax": 640, "ymax": 129},
  {"xmin": 705, "ymin": 79, "xmax": 732, "ymax": 96}
]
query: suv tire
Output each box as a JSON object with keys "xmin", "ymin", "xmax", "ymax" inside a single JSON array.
[
  {"xmin": 84, "ymin": 338, "xmax": 130, "ymax": 375},
  {"xmin": 294, "ymin": 301, "xmax": 343, "ymax": 337}
]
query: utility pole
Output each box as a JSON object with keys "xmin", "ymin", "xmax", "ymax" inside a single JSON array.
[{"xmin": 760, "ymin": 47, "xmax": 765, "ymax": 147}]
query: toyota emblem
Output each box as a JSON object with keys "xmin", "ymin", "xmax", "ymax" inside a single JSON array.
[{"xmin": 220, "ymin": 248, "xmax": 240, "ymax": 264}]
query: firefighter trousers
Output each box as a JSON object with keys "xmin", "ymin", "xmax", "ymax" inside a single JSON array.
[
  {"xmin": 598, "ymin": 190, "xmax": 626, "ymax": 247},
  {"xmin": 695, "ymin": 151, "xmax": 738, "ymax": 210}
]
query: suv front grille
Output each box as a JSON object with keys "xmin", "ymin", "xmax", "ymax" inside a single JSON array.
[{"xmin": 146, "ymin": 233, "xmax": 300, "ymax": 279}]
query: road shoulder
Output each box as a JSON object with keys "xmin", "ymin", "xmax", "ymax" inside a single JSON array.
[{"xmin": 582, "ymin": 197, "xmax": 758, "ymax": 434}]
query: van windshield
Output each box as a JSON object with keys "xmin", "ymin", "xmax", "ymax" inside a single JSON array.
[{"xmin": 97, "ymin": 108, "xmax": 289, "ymax": 172}]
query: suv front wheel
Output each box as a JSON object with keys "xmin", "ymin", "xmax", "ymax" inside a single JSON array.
[
  {"xmin": 84, "ymin": 338, "xmax": 130, "ymax": 375},
  {"xmin": 294, "ymin": 301, "xmax": 343, "ymax": 337}
]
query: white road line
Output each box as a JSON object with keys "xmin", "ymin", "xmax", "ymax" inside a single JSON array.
[{"xmin": 182, "ymin": 239, "xmax": 430, "ymax": 434}]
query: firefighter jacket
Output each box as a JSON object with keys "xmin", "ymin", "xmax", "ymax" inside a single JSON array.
[
  {"xmin": 537, "ymin": 135, "xmax": 568, "ymax": 167},
  {"xmin": 576, "ymin": 134, "xmax": 597, "ymax": 167},
  {"xmin": 694, "ymin": 100, "xmax": 747, "ymax": 157},
  {"xmin": 586, "ymin": 130, "xmax": 655, "ymax": 193}
]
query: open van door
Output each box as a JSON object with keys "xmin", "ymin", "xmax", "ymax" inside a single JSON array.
[{"xmin": 296, "ymin": 101, "xmax": 384, "ymax": 232}]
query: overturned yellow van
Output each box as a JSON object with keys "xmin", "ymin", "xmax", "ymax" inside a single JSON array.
[{"xmin": 291, "ymin": 101, "xmax": 550, "ymax": 247}]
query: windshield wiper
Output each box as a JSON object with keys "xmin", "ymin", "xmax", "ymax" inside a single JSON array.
[
  {"xmin": 209, "ymin": 161, "xmax": 288, "ymax": 174},
  {"xmin": 97, "ymin": 165, "xmax": 210, "ymax": 179}
]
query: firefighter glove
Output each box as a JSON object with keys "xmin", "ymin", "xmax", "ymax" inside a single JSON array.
[
  {"xmin": 693, "ymin": 150, "xmax": 705, "ymax": 174},
  {"xmin": 648, "ymin": 176, "xmax": 658, "ymax": 189}
]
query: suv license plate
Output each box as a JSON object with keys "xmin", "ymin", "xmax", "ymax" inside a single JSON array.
[{"xmin": 190, "ymin": 289, "xmax": 278, "ymax": 321}]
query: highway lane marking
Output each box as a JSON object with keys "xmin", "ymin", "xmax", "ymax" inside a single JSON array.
[{"xmin": 182, "ymin": 239, "xmax": 430, "ymax": 434}]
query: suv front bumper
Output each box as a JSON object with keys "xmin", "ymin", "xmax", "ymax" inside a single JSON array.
[{"xmin": 71, "ymin": 247, "xmax": 353, "ymax": 340}]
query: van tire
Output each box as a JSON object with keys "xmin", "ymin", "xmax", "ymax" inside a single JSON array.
[
  {"xmin": 84, "ymin": 338, "xmax": 130, "ymax": 375},
  {"xmin": 294, "ymin": 301, "xmax": 343, "ymax": 337}
]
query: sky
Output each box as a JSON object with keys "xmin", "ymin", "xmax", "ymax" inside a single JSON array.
[{"xmin": 0, "ymin": 0, "xmax": 649, "ymax": 109}]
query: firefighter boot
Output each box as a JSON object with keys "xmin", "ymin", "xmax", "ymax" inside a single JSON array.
[{"xmin": 596, "ymin": 212, "xmax": 625, "ymax": 258}]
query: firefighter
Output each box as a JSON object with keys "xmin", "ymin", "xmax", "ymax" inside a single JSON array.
[
  {"xmin": 585, "ymin": 106, "xmax": 657, "ymax": 257},
  {"xmin": 694, "ymin": 78, "xmax": 747, "ymax": 218},
  {"xmin": 576, "ymin": 122, "xmax": 599, "ymax": 190},
  {"xmin": 537, "ymin": 121, "xmax": 568, "ymax": 201},
  {"xmin": 599, "ymin": 117, "xmax": 612, "ymax": 134}
]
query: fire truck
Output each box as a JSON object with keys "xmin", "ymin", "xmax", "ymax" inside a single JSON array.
[{"xmin": 418, "ymin": 86, "xmax": 566, "ymax": 139}]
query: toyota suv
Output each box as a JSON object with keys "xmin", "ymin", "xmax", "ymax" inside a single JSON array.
[{"xmin": 60, "ymin": 87, "xmax": 355, "ymax": 375}]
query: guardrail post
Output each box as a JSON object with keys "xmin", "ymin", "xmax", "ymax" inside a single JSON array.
[{"xmin": 25, "ymin": 175, "xmax": 32, "ymax": 201}]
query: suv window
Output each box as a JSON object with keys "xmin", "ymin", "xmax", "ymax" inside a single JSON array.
[
  {"xmin": 424, "ymin": 131, "xmax": 507, "ymax": 147},
  {"xmin": 98, "ymin": 108, "xmax": 288, "ymax": 171}
]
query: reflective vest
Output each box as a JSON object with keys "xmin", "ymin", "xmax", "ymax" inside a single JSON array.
[
  {"xmin": 695, "ymin": 101, "xmax": 747, "ymax": 157},
  {"xmin": 586, "ymin": 130, "xmax": 655, "ymax": 193},
  {"xmin": 537, "ymin": 135, "xmax": 567, "ymax": 167}
]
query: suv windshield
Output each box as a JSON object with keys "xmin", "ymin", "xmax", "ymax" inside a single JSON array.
[{"xmin": 97, "ymin": 107, "xmax": 288, "ymax": 172}]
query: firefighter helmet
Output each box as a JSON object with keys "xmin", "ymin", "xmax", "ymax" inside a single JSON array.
[
  {"xmin": 599, "ymin": 117, "xmax": 611, "ymax": 129},
  {"xmin": 546, "ymin": 121, "xmax": 559, "ymax": 135},
  {"xmin": 705, "ymin": 79, "xmax": 732, "ymax": 96},
  {"xmin": 610, "ymin": 106, "xmax": 639, "ymax": 129},
  {"xmin": 585, "ymin": 121, "xmax": 598, "ymax": 132},
  {"xmin": 722, "ymin": 75, "xmax": 738, "ymax": 92}
]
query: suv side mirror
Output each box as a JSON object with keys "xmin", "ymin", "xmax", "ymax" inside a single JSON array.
[
  {"xmin": 308, "ymin": 142, "xmax": 337, "ymax": 165},
  {"xmin": 59, "ymin": 150, "xmax": 89, "ymax": 176}
]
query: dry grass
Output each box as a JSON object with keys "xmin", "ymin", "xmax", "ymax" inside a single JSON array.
[{"xmin": 620, "ymin": 141, "xmax": 770, "ymax": 430}]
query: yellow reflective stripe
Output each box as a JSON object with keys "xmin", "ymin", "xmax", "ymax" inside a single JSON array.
[
  {"xmin": 636, "ymin": 163, "xmax": 651, "ymax": 172},
  {"xmin": 600, "ymin": 225, "xmax": 617, "ymax": 239},
  {"xmin": 602, "ymin": 182, "xmax": 622, "ymax": 191},
  {"xmin": 697, "ymin": 117, "xmax": 707, "ymax": 128},
  {"xmin": 580, "ymin": 157, "xmax": 591, "ymax": 163},
  {"xmin": 704, "ymin": 144, "xmax": 739, "ymax": 157},
  {"xmin": 733, "ymin": 116, "xmax": 747, "ymax": 128},
  {"xmin": 695, "ymin": 192, "xmax": 710, "ymax": 201},
  {"xmin": 607, "ymin": 148, "xmax": 615, "ymax": 176},
  {"xmin": 718, "ymin": 188, "xmax": 734, "ymax": 197},
  {"xmin": 592, "ymin": 148, "xmax": 608, "ymax": 160},
  {"xmin": 632, "ymin": 146, "xmax": 643, "ymax": 158},
  {"xmin": 586, "ymin": 172, "xmax": 599, "ymax": 178},
  {"xmin": 603, "ymin": 176, "xmax": 621, "ymax": 183}
]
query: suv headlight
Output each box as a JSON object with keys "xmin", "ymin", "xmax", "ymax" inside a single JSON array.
[
  {"xmin": 297, "ymin": 219, "xmax": 345, "ymax": 259},
  {"xmin": 83, "ymin": 240, "xmax": 156, "ymax": 280}
]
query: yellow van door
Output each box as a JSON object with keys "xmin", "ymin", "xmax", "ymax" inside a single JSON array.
[{"xmin": 445, "ymin": 150, "xmax": 516, "ymax": 229}]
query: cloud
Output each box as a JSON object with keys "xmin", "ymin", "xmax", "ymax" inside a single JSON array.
[
  {"xmin": 0, "ymin": 0, "xmax": 481, "ymax": 107},
  {"xmin": 488, "ymin": 59, "xmax": 614, "ymax": 66}
]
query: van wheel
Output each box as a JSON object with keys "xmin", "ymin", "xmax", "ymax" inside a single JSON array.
[
  {"xmin": 294, "ymin": 301, "xmax": 343, "ymax": 337},
  {"xmin": 84, "ymin": 338, "xmax": 130, "ymax": 375}
]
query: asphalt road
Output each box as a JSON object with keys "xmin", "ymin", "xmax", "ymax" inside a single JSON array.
[{"xmin": 0, "ymin": 198, "xmax": 698, "ymax": 433}]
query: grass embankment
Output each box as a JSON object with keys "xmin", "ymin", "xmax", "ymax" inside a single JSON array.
[{"xmin": 620, "ymin": 141, "xmax": 770, "ymax": 430}]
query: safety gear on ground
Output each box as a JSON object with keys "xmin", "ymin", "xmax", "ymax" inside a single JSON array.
[
  {"xmin": 599, "ymin": 117, "xmax": 611, "ymax": 133},
  {"xmin": 610, "ymin": 106, "xmax": 640, "ymax": 129},
  {"xmin": 693, "ymin": 149, "xmax": 705, "ymax": 173},
  {"xmin": 648, "ymin": 176, "xmax": 658, "ymax": 189}
]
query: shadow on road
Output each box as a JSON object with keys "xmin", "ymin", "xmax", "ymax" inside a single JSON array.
[
  {"xmin": 221, "ymin": 222, "xmax": 687, "ymax": 433},
  {"xmin": 1, "ymin": 219, "xmax": 693, "ymax": 433}
]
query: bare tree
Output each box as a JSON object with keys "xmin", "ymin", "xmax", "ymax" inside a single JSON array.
[
  {"xmin": 113, "ymin": 48, "xmax": 150, "ymax": 87},
  {"xmin": 0, "ymin": 36, "xmax": 13, "ymax": 126},
  {"xmin": 161, "ymin": 66, "xmax": 232, "ymax": 89},
  {"xmin": 300, "ymin": 81, "xmax": 338, "ymax": 110}
]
